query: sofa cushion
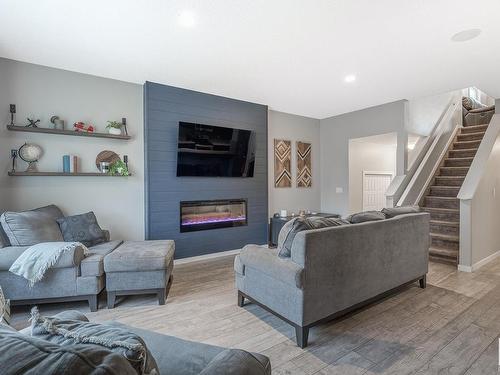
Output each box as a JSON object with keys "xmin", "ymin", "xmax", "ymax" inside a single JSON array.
[
  {"xmin": 0, "ymin": 246, "xmax": 28, "ymax": 271},
  {"xmin": 278, "ymin": 217, "xmax": 348, "ymax": 258},
  {"xmin": 106, "ymin": 321, "xmax": 271, "ymax": 375},
  {"xmin": 81, "ymin": 240, "xmax": 123, "ymax": 277},
  {"xmin": 381, "ymin": 206, "xmax": 420, "ymax": 218},
  {"xmin": 347, "ymin": 210, "xmax": 386, "ymax": 224},
  {"xmin": 104, "ymin": 240, "xmax": 175, "ymax": 273},
  {"xmin": 0, "ymin": 324, "xmax": 137, "ymax": 375},
  {"xmin": 1, "ymin": 208, "xmax": 64, "ymax": 246},
  {"xmin": 200, "ymin": 349, "xmax": 271, "ymax": 375},
  {"xmin": 57, "ymin": 211, "xmax": 106, "ymax": 247},
  {"xmin": 30, "ymin": 308, "xmax": 159, "ymax": 375}
]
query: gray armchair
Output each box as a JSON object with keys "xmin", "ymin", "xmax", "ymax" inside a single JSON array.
[
  {"xmin": 0, "ymin": 205, "xmax": 118, "ymax": 311},
  {"xmin": 235, "ymin": 213, "xmax": 429, "ymax": 347},
  {"xmin": 462, "ymin": 97, "xmax": 495, "ymax": 126}
]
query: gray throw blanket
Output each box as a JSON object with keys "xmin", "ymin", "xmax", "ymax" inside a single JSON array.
[{"xmin": 9, "ymin": 242, "xmax": 87, "ymax": 286}]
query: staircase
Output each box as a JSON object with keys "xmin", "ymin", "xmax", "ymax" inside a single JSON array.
[{"xmin": 421, "ymin": 123, "xmax": 490, "ymax": 265}]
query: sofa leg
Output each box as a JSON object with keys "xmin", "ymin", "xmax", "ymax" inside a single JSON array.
[
  {"xmin": 295, "ymin": 326, "xmax": 309, "ymax": 348},
  {"xmin": 157, "ymin": 288, "xmax": 166, "ymax": 305},
  {"xmin": 107, "ymin": 292, "xmax": 116, "ymax": 309},
  {"xmin": 237, "ymin": 291, "xmax": 245, "ymax": 307},
  {"xmin": 88, "ymin": 295, "xmax": 98, "ymax": 312},
  {"xmin": 419, "ymin": 275, "xmax": 427, "ymax": 289}
]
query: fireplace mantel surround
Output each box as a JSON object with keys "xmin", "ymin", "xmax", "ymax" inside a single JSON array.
[{"xmin": 144, "ymin": 81, "xmax": 268, "ymax": 259}]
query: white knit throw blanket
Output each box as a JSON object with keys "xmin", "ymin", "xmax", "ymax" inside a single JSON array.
[{"xmin": 9, "ymin": 242, "xmax": 87, "ymax": 286}]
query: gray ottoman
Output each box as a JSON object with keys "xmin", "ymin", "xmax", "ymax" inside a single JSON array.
[{"xmin": 103, "ymin": 240, "xmax": 175, "ymax": 308}]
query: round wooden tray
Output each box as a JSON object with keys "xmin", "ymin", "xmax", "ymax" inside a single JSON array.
[{"xmin": 95, "ymin": 150, "xmax": 120, "ymax": 171}]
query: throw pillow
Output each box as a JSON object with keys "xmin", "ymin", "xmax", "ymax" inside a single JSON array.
[
  {"xmin": 0, "ymin": 324, "xmax": 137, "ymax": 375},
  {"xmin": 57, "ymin": 212, "xmax": 106, "ymax": 247},
  {"xmin": 347, "ymin": 211, "xmax": 386, "ymax": 224},
  {"xmin": 30, "ymin": 307, "xmax": 159, "ymax": 375},
  {"xmin": 0, "ymin": 210, "xmax": 64, "ymax": 246},
  {"xmin": 381, "ymin": 206, "xmax": 420, "ymax": 218},
  {"xmin": 462, "ymin": 96, "xmax": 485, "ymax": 111},
  {"xmin": 278, "ymin": 216, "xmax": 349, "ymax": 257}
]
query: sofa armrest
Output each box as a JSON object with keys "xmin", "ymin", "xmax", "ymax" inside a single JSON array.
[
  {"xmin": 52, "ymin": 244, "xmax": 86, "ymax": 269},
  {"xmin": 238, "ymin": 245, "xmax": 304, "ymax": 289},
  {"xmin": 467, "ymin": 105, "xmax": 495, "ymax": 114}
]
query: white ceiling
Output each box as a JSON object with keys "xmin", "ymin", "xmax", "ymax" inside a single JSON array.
[{"xmin": 0, "ymin": 0, "xmax": 499, "ymax": 119}]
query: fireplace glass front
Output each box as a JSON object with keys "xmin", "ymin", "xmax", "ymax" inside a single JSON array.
[{"xmin": 180, "ymin": 199, "xmax": 247, "ymax": 233}]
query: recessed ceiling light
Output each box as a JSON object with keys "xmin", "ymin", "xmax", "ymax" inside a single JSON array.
[
  {"xmin": 451, "ymin": 28, "xmax": 481, "ymax": 42},
  {"xmin": 178, "ymin": 10, "xmax": 196, "ymax": 28},
  {"xmin": 344, "ymin": 75, "xmax": 356, "ymax": 83}
]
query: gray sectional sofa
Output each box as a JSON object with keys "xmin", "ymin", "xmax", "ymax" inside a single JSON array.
[
  {"xmin": 1, "ymin": 310, "xmax": 271, "ymax": 374},
  {"xmin": 235, "ymin": 212, "xmax": 430, "ymax": 347},
  {"xmin": 0, "ymin": 205, "xmax": 173, "ymax": 311}
]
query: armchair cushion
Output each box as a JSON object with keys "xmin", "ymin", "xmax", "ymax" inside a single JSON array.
[
  {"xmin": 0, "ymin": 210, "xmax": 63, "ymax": 246},
  {"xmin": 347, "ymin": 210, "xmax": 385, "ymax": 224},
  {"xmin": 239, "ymin": 245, "xmax": 304, "ymax": 289}
]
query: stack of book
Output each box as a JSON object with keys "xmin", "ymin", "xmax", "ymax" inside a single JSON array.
[{"xmin": 63, "ymin": 155, "xmax": 78, "ymax": 173}]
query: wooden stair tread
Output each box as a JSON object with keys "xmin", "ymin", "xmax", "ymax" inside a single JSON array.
[
  {"xmin": 430, "ymin": 233, "xmax": 459, "ymax": 241},
  {"xmin": 429, "ymin": 246, "xmax": 459, "ymax": 257},
  {"xmin": 445, "ymin": 157, "xmax": 474, "ymax": 161},
  {"xmin": 458, "ymin": 131, "xmax": 486, "ymax": 136},
  {"xmin": 430, "ymin": 220, "xmax": 459, "ymax": 226},
  {"xmin": 429, "ymin": 255, "xmax": 458, "ymax": 265},
  {"xmin": 449, "ymin": 148, "xmax": 478, "ymax": 152},
  {"xmin": 422, "ymin": 207, "xmax": 459, "ymax": 212},
  {"xmin": 426, "ymin": 196, "xmax": 458, "ymax": 200}
]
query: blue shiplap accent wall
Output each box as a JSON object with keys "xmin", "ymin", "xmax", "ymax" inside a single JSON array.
[{"xmin": 144, "ymin": 81, "xmax": 268, "ymax": 258}]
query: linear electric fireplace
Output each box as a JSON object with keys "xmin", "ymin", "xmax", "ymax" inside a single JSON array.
[{"xmin": 180, "ymin": 199, "xmax": 248, "ymax": 233}]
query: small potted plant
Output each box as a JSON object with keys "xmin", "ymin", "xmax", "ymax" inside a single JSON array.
[
  {"xmin": 109, "ymin": 159, "xmax": 129, "ymax": 176},
  {"xmin": 106, "ymin": 121, "xmax": 122, "ymax": 135}
]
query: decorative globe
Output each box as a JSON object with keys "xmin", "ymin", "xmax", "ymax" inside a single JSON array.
[{"xmin": 19, "ymin": 143, "xmax": 43, "ymax": 162}]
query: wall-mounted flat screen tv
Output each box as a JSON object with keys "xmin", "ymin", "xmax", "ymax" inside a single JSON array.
[{"xmin": 176, "ymin": 122, "xmax": 256, "ymax": 177}]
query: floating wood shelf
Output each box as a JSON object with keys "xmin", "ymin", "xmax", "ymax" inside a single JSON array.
[
  {"xmin": 8, "ymin": 171, "xmax": 131, "ymax": 177},
  {"xmin": 6, "ymin": 125, "xmax": 131, "ymax": 140}
]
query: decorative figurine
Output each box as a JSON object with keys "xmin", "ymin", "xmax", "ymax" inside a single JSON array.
[
  {"xmin": 9, "ymin": 104, "xmax": 16, "ymax": 126},
  {"xmin": 73, "ymin": 122, "xmax": 94, "ymax": 133},
  {"xmin": 10, "ymin": 149, "xmax": 17, "ymax": 172},
  {"xmin": 50, "ymin": 115, "xmax": 65, "ymax": 130},
  {"xmin": 122, "ymin": 117, "xmax": 129, "ymax": 136},
  {"xmin": 26, "ymin": 117, "xmax": 40, "ymax": 128}
]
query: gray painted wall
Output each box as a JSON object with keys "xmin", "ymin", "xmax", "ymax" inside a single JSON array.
[
  {"xmin": 268, "ymin": 110, "xmax": 320, "ymax": 215},
  {"xmin": 144, "ymin": 81, "xmax": 268, "ymax": 259},
  {"xmin": 319, "ymin": 100, "xmax": 408, "ymax": 215},
  {"xmin": 496, "ymin": 99, "xmax": 500, "ymax": 113},
  {"xmin": 0, "ymin": 58, "xmax": 144, "ymax": 240}
]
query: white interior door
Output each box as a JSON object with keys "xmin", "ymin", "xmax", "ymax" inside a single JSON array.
[{"xmin": 362, "ymin": 171, "xmax": 393, "ymax": 211}]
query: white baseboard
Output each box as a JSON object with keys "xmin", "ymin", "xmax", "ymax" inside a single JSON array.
[
  {"xmin": 174, "ymin": 248, "xmax": 242, "ymax": 265},
  {"xmin": 458, "ymin": 249, "xmax": 500, "ymax": 272}
]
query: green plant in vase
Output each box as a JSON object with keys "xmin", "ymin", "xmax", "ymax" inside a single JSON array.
[
  {"xmin": 109, "ymin": 159, "xmax": 129, "ymax": 176},
  {"xmin": 106, "ymin": 121, "xmax": 123, "ymax": 135}
]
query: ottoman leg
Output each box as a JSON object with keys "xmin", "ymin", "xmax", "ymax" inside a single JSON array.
[
  {"xmin": 157, "ymin": 288, "xmax": 166, "ymax": 305},
  {"xmin": 88, "ymin": 295, "xmax": 98, "ymax": 312},
  {"xmin": 107, "ymin": 291, "xmax": 116, "ymax": 309}
]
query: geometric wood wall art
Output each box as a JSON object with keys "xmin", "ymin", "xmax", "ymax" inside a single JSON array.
[
  {"xmin": 274, "ymin": 139, "xmax": 292, "ymax": 188},
  {"xmin": 296, "ymin": 141, "xmax": 312, "ymax": 188}
]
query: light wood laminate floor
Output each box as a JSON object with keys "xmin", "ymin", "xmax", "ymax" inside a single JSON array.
[{"xmin": 10, "ymin": 256, "xmax": 500, "ymax": 374}]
